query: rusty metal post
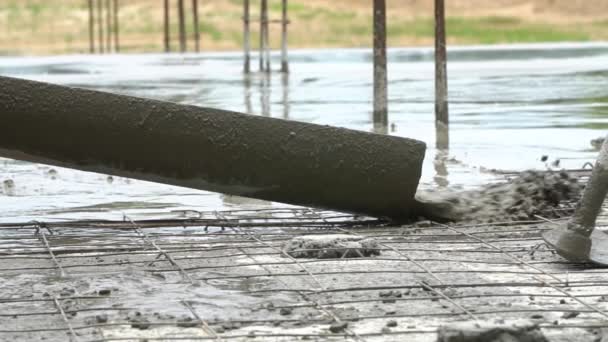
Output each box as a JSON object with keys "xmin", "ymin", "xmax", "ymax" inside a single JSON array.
[
  {"xmin": 97, "ymin": 0, "xmax": 104, "ymax": 53},
  {"xmin": 106, "ymin": 0, "xmax": 112, "ymax": 52},
  {"xmin": 88, "ymin": 0, "xmax": 95, "ymax": 53},
  {"xmin": 164, "ymin": 0, "xmax": 170, "ymax": 52},
  {"xmin": 258, "ymin": 0, "xmax": 266, "ymax": 71},
  {"xmin": 113, "ymin": 0, "xmax": 119, "ymax": 52},
  {"xmin": 434, "ymin": 0, "xmax": 449, "ymax": 149},
  {"xmin": 178, "ymin": 0, "xmax": 187, "ymax": 52},
  {"xmin": 0, "ymin": 76, "xmax": 427, "ymax": 220},
  {"xmin": 373, "ymin": 0, "xmax": 388, "ymax": 130},
  {"xmin": 263, "ymin": 0, "xmax": 271, "ymax": 73},
  {"xmin": 280, "ymin": 0, "xmax": 289, "ymax": 73},
  {"xmin": 192, "ymin": 0, "xmax": 200, "ymax": 52},
  {"xmin": 243, "ymin": 0, "xmax": 251, "ymax": 73}
]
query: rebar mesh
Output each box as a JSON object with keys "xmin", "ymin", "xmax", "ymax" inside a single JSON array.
[{"xmin": 1, "ymin": 170, "xmax": 608, "ymax": 341}]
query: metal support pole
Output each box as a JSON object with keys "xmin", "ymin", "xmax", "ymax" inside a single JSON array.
[
  {"xmin": 113, "ymin": 0, "xmax": 119, "ymax": 52},
  {"xmin": 192, "ymin": 0, "xmax": 200, "ymax": 52},
  {"xmin": 164, "ymin": 0, "xmax": 170, "ymax": 53},
  {"xmin": 569, "ymin": 138, "xmax": 608, "ymax": 237},
  {"xmin": 88, "ymin": 0, "xmax": 95, "ymax": 53},
  {"xmin": 434, "ymin": 0, "xmax": 449, "ymax": 148},
  {"xmin": 178, "ymin": 0, "xmax": 187, "ymax": 53},
  {"xmin": 97, "ymin": 0, "xmax": 104, "ymax": 53},
  {"xmin": 258, "ymin": 0, "xmax": 265, "ymax": 72},
  {"xmin": 243, "ymin": 0, "xmax": 251, "ymax": 73},
  {"xmin": 373, "ymin": 0, "xmax": 388, "ymax": 130},
  {"xmin": 280, "ymin": 0, "xmax": 289, "ymax": 73},
  {"xmin": 106, "ymin": 0, "xmax": 112, "ymax": 52},
  {"xmin": 263, "ymin": 0, "xmax": 270, "ymax": 73},
  {"xmin": 543, "ymin": 136, "xmax": 608, "ymax": 264}
]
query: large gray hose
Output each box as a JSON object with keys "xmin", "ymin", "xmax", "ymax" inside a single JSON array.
[{"xmin": 0, "ymin": 76, "xmax": 426, "ymax": 219}]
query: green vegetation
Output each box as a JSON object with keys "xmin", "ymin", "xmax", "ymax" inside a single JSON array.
[
  {"xmin": 0, "ymin": 0, "xmax": 605, "ymax": 55},
  {"xmin": 200, "ymin": 22, "xmax": 223, "ymax": 41},
  {"xmin": 444, "ymin": 17, "xmax": 589, "ymax": 43},
  {"xmin": 390, "ymin": 16, "xmax": 587, "ymax": 44}
]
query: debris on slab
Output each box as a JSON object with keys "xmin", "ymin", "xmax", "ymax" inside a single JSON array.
[
  {"xmin": 329, "ymin": 321, "xmax": 348, "ymax": 333},
  {"xmin": 437, "ymin": 319, "xmax": 549, "ymax": 342},
  {"xmin": 282, "ymin": 234, "xmax": 380, "ymax": 259}
]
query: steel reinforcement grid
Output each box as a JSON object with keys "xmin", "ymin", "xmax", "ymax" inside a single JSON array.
[{"xmin": 1, "ymin": 170, "xmax": 608, "ymax": 341}]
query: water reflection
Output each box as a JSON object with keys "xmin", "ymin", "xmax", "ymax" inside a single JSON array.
[
  {"xmin": 221, "ymin": 194, "xmax": 271, "ymax": 207},
  {"xmin": 434, "ymin": 149, "xmax": 450, "ymax": 188},
  {"xmin": 282, "ymin": 73, "xmax": 290, "ymax": 119},
  {"xmin": 244, "ymin": 72, "xmax": 290, "ymax": 119},
  {"xmin": 243, "ymin": 75, "xmax": 253, "ymax": 114},
  {"xmin": 260, "ymin": 73, "xmax": 271, "ymax": 116},
  {"xmin": 434, "ymin": 121, "xmax": 450, "ymax": 188},
  {"xmin": 372, "ymin": 121, "xmax": 388, "ymax": 134}
]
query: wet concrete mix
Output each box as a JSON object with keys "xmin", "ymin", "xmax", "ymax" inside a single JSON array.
[
  {"xmin": 284, "ymin": 170, "xmax": 582, "ymax": 260},
  {"xmin": 418, "ymin": 170, "xmax": 582, "ymax": 224}
]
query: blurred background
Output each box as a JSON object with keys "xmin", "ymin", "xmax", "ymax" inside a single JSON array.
[
  {"xmin": 3, "ymin": 0, "xmax": 608, "ymax": 55},
  {"xmin": 2, "ymin": 0, "xmax": 608, "ymax": 220}
]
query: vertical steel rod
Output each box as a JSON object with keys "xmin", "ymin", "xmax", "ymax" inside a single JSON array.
[
  {"xmin": 280, "ymin": 0, "xmax": 289, "ymax": 73},
  {"xmin": 106, "ymin": 0, "xmax": 112, "ymax": 52},
  {"xmin": 178, "ymin": 0, "xmax": 187, "ymax": 52},
  {"xmin": 113, "ymin": 0, "xmax": 119, "ymax": 52},
  {"xmin": 97, "ymin": 0, "xmax": 104, "ymax": 53},
  {"xmin": 569, "ymin": 136, "xmax": 608, "ymax": 237},
  {"xmin": 192, "ymin": 0, "xmax": 200, "ymax": 52},
  {"xmin": 542, "ymin": 136, "xmax": 608, "ymax": 263},
  {"xmin": 259, "ymin": 0, "xmax": 265, "ymax": 71},
  {"xmin": 434, "ymin": 0, "xmax": 449, "ymax": 148},
  {"xmin": 243, "ymin": 0, "xmax": 250, "ymax": 73},
  {"xmin": 164, "ymin": 0, "xmax": 170, "ymax": 52},
  {"xmin": 373, "ymin": 0, "xmax": 388, "ymax": 130},
  {"xmin": 88, "ymin": 0, "xmax": 95, "ymax": 53},
  {"xmin": 263, "ymin": 0, "xmax": 270, "ymax": 73}
]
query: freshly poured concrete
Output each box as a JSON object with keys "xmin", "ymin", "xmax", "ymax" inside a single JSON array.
[{"xmin": 2, "ymin": 209, "xmax": 608, "ymax": 342}]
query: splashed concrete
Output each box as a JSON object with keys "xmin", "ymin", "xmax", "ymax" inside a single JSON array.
[{"xmin": 417, "ymin": 170, "xmax": 581, "ymax": 223}]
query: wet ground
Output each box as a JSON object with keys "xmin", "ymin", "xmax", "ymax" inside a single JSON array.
[
  {"xmin": 2, "ymin": 43, "xmax": 608, "ymax": 341},
  {"xmin": 1, "ymin": 42, "xmax": 608, "ymax": 221}
]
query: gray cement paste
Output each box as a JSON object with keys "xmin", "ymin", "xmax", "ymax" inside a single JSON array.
[
  {"xmin": 437, "ymin": 319, "xmax": 548, "ymax": 342},
  {"xmin": 282, "ymin": 234, "xmax": 381, "ymax": 259},
  {"xmin": 417, "ymin": 170, "xmax": 581, "ymax": 224}
]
